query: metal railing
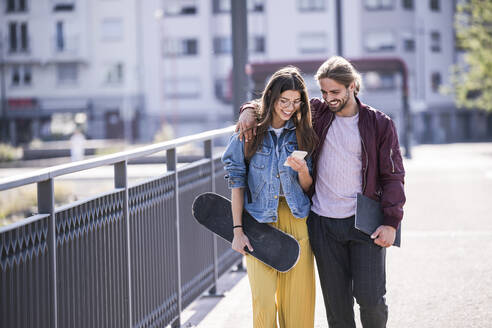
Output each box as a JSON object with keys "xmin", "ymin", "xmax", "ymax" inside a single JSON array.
[{"xmin": 0, "ymin": 125, "xmax": 240, "ymax": 328}]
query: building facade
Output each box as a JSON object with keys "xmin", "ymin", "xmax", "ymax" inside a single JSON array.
[
  {"xmin": 342, "ymin": 0, "xmax": 469, "ymax": 143},
  {"xmin": 150, "ymin": 0, "xmax": 338, "ymax": 137},
  {"xmin": 1, "ymin": 0, "xmax": 488, "ymax": 145},
  {"xmin": 1, "ymin": 0, "xmax": 143, "ymax": 144},
  {"xmin": 153, "ymin": 0, "xmax": 484, "ymax": 143}
]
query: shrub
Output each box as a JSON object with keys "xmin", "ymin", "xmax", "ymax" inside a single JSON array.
[
  {"xmin": 0, "ymin": 143, "xmax": 22, "ymax": 162},
  {"xmin": 153, "ymin": 123, "xmax": 175, "ymax": 143},
  {"xmin": 0, "ymin": 183, "xmax": 75, "ymax": 226}
]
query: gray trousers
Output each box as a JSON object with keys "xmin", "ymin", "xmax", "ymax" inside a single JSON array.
[{"xmin": 307, "ymin": 211, "xmax": 388, "ymax": 328}]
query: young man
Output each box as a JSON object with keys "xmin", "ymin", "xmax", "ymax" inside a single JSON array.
[{"xmin": 237, "ymin": 56, "xmax": 405, "ymax": 328}]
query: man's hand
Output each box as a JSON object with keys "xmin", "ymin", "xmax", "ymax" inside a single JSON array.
[
  {"xmin": 235, "ymin": 107, "xmax": 257, "ymax": 143},
  {"xmin": 371, "ymin": 225, "xmax": 396, "ymax": 248}
]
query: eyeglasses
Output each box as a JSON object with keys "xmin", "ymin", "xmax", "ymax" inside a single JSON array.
[{"xmin": 278, "ymin": 98, "xmax": 303, "ymax": 109}]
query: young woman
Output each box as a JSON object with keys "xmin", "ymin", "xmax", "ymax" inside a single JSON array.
[{"xmin": 222, "ymin": 66, "xmax": 318, "ymax": 327}]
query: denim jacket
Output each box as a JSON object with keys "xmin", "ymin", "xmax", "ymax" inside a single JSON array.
[{"xmin": 221, "ymin": 120, "xmax": 312, "ymax": 223}]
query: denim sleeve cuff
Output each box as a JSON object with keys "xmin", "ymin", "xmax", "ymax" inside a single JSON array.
[
  {"xmin": 307, "ymin": 158, "xmax": 313, "ymax": 175},
  {"xmin": 227, "ymin": 177, "xmax": 246, "ymax": 189}
]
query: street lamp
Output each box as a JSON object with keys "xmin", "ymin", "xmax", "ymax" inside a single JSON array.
[{"xmin": 231, "ymin": 0, "xmax": 248, "ymax": 121}]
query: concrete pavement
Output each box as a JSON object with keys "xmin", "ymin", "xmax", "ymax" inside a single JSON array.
[{"xmin": 178, "ymin": 143, "xmax": 492, "ymax": 327}]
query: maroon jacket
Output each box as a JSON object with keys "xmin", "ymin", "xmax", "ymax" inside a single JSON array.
[{"xmin": 310, "ymin": 97, "xmax": 405, "ymax": 229}]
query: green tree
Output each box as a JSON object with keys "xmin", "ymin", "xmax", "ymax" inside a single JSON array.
[{"xmin": 452, "ymin": 0, "xmax": 492, "ymax": 111}]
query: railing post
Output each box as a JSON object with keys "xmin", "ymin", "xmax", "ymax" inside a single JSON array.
[
  {"xmin": 114, "ymin": 161, "xmax": 132, "ymax": 328},
  {"xmin": 167, "ymin": 148, "xmax": 182, "ymax": 328},
  {"xmin": 37, "ymin": 178, "xmax": 58, "ymax": 328},
  {"xmin": 205, "ymin": 139, "xmax": 221, "ymax": 296}
]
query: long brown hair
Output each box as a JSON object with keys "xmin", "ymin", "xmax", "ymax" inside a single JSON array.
[
  {"xmin": 315, "ymin": 56, "xmax": 363, "ymax": 96},
  {"xmin": 245, "ymin": 66, "xmax": 318, "ymax": 160}
]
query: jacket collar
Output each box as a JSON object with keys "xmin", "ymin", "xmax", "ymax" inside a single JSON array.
[{"xmin": 267, "ymin": 119, "xmax": 296, "ymax": 132}]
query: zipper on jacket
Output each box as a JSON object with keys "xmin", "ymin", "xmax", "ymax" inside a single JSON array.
[
  {"xmin": 390, "ymin": 148, "xmax": 395, "ymax": 173},
  {"xmin": 361, "ymin": 137, "xmax": 368, "ymax": 193}
]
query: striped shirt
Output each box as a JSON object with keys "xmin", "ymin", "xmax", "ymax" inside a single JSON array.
[{"xmin": 311, "ymin": 113, "xmax": 362, "ymax": 218}]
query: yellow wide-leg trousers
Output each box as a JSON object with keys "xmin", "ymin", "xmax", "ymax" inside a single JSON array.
[{"xmin": 245, "ymin": 197, "xmax": 315, "ymax": 328}]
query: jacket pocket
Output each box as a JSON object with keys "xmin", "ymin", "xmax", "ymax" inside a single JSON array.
[
  {"xmin": 251, "ymin": 144, "xmax": 272, "ymax": 169},
  {"xmin": 285, "ymin": 141, "xmax": 298, "ymax": 154}
]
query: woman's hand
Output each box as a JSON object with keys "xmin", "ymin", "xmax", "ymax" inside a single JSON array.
[
  {"xmin": 286, "ymin": 156, "xmax": 312, "ymax": 192},
  {"xmin": 232, "ymin": 229, "xmax": 254, "ymax": 255},
  {"xmin": 286, "ymin": 156, "xmax": 309, "ymax": 174}
]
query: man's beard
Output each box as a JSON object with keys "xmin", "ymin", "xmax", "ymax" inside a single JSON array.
[{"xmin": 327, "ymin": 89, "xmax": 350, "ymax": 113}]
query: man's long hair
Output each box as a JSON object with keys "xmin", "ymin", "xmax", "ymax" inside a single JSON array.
[
  {"xmin": 315, "ymin": 56, "xmax": 363, "ymax": 96},
  {"xmin": 245, "ymin": 66, "xmax": 318, "ymax": 160}
]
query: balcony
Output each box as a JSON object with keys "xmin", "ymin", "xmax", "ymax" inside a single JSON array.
[{"xmin": 50, "ymin": 35, "xmax": 85, "ymax": 62}]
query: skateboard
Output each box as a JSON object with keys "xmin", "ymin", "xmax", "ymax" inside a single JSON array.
[{"xmin": 192, "ymin": 192, "xmax": 300, "ymax": 272}]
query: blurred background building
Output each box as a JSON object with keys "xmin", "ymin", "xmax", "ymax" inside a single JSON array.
[{"xmin": 0, "ymin": 0, "xmax": 490, "ymax": 146}]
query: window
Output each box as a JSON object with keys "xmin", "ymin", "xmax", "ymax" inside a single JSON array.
[
  {"xmin": 430, "ymin": 0, "xmax": 440, "ymax": 11},
  {"xmin": 101, "ymin": 18, "xmax": 123, "ymax": 41},
  {"xmin": 164, "ymin": 78, "xmax": 201, "ymax": 99},
  {"xmin": 164, "ymin": 0, "xmax": 197, "ymax": 16},
  {"xmin": 249, "ymin": 0, "xmax": 264, "ymax": 12},
  {"xmin": 105, "ymin": 63, "xmax": 124, "ymax": 85},
  {"xmin": 20, "ymin": 22, "xmax": 28, "ymax": 50},
  {"xmin": 402, "ymin": 33, "xmax": 415, "ymax": 52},
  {"xmin": 213, "ymin": 36, "xmax": 265, "ymax": 55},
  {"xmin": 6, "ymin": 0, "xmax": 27, "ymax": 13},
  {"xmin": 213, "ymin": 0, "xmax": 264, "ymax": 13},
  {"xmin": 364, "ymin": 31, "xmax": 395, "ymax": 52},
  {"xmin": 53, "ymin": 21, "xmax": 79, "ymax": 54},
  {"xmin": 364, "ymin": 72, "xmax": 396, "ymax": 90},
  {"xmin": 365, "ymin": 0, "xmax": 394, "ymax": 10},
  {"xmin": 431, "ymin": 72, "xmax": 441, "ymax": 93},
  {"xmin": 163, "ymin": 38, "xmax": 198, "ymax": 56},
  {"xmin": 298, "ymin": 33, "xmax": 328, "ymax": 54},
  {"xmin": 8, "ymin": 22, "xmax": 29, "ymax": 53},
  {"xmin": 53, "ymin": 0, "xmax": 75, "ymax": 11},
  {"xmin": 24, "ymin": 65, "xmax": 31, "ymax": 84},
  {"xmin": 430, "ymin": 31, "xmax": 441, "ymax": 52},
  {"xmin": 213, "ymin": 0, "xmax": 230, "ymax": 13},
  {"xmin": 10, "ymin": 65, "xmax": 31, "ymax": 87},
  {"xmin": 250, "ymin": 36, "xmax": 265, "ymax": 54},
  {"xmin": 56, "ymin": 21, "xmax": 64, "ymax": 51},
  {"xmin": 403, "ymin": 38, "xmax": 415, "ymax": 52},
  {"xmin": 11, "ymin": 66, "xmax": 20, "ymax": 86},
  {"xmin": 298, "ymin": 0, "xmax": 325, "ymax": 12},
  {"xmin": 54, "ymin": 4, "xmax": 75, "ymax": 11},
  {"xmin": 7, "ymin": 0, "xmax": 15, "ymax": 12},
  {"xmin": 57, "ymin": 63, "xmax": 78, "ymax": 84},
  {"xmin": 402, "ymin": 0, "xmax": 413, "ymax": 10},
  {"xmin": 213, "ymin": 37, "xmax": 231, "ymax": 54},
  {"xmin": 8, "ymin": 23, "xmax": 17, "ymax": 51}
]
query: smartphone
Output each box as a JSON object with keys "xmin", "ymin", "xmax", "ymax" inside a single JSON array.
[{"xmin": 284, "ymin": 150, "xmax": 308, "ymax": 167}]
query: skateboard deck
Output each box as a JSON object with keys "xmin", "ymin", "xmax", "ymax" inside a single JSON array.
[{"xmin": 192, "ymin": 192, "xmax": 300, "ymax": 272}]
